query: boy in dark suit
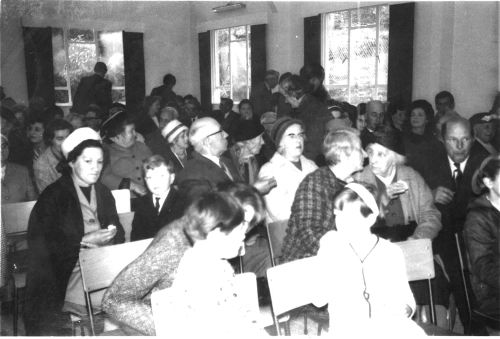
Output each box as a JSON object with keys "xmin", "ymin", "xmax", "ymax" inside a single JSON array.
[{"xmin": 131, "ymin": 155, "xmax": 182, "ymax": 241}]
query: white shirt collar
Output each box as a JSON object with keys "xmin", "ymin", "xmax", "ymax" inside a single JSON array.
[
  {"xmin": 447, "ymin": 156, "xmax": 469, "ymax": 175},
  {"xmin": 202, "ymin": 153, "xmax": 221, "ymax": 167},
  {"xmin": 152, "ymin": 189, "xmax": 170, "ymax": 211}
]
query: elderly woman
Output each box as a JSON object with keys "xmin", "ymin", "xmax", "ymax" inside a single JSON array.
[
  {"xmin": 24, "ymin": 128, "xmax": 125, "ymax": 335},
  {"xmin": 258, "ymin": 117, "xmax": 317, "ymax": 222},
  {"xmin": 102, "ymin": 183, "xmax": 265, "ymax": 335},
  {"xmin": 101, "ymin": 110, "xmax": 153, "ymax": 198},
  {"xmin": 354, "ymin": 126, "xmax": 448, "ymax": 324},
  {"xmin": 464, "ymin": 155, "xmax": 500, "ymax": 322},
  {"xmin": 161, "ymin": 119, "xmax": 190, "ymax": 173}
]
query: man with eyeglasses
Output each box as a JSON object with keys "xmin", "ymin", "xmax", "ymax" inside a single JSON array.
[{"xmin": 426, "ymin": 116, "xmax": 488, "ymax": 333}]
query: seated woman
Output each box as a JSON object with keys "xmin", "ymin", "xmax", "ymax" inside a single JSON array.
[
  {"xmin": 313, "ymin": 183, "xmax": 424, "ymax": 337},
  {"xmin": 161, "ymin": 119, "xmax": 190, "ymax": 174},
  {"xmin": 100, "ymin": 110, "xmax": 152, "ymax": 198},
  {"xmin": 464, "ymin": 155, "xmax": 500, "ymax": 321},
  {"xmin": 258, "ymin": 117, "xmax": 317, "ymax": 222},
  {"xmin": 354, "ymin": 126, "xmax": 448, "ymax": 326},
  {"xmin": 102, "ymin": 183, "xmax": 265, "ymax": 335},
  {"xmin": 135, "ymin": 95, "xmax": 161, "ymax": 136},
  {"xmin": 24, "ymin": 127, "xmax": 125, "ymax": 335},
  {"xmin": 168, "ymin": 191, "xmax": 265, "ymax": 336},
  {"xmin": 1, "ymin": 134, "xmax": 37, "ymax": 204}
]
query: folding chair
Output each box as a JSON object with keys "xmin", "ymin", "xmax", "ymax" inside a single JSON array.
[
  {"xmin": 395, "ymin": 239, "xmax": 436, "ymax": 325},
  {"xmin": 77, "ymin": 238, "xmax": 153, "ymax": 335},
  {"xmin": 266, "ymin": 255, "xmax": 327, "ymax": 335},
  {"xmin": 265, "ymin": 220, "xmax": 288, "ymax": 266},
  {"xmin": 1, "ymin": 200, "xmax": 36, "ymax": 336},
  {"xmin": 110, "ymin": 189, "xmax": 131, "ymax": 214},
  {"xmin": 117, "ymin": 211, "xmax": 135, "ymax": 243}
]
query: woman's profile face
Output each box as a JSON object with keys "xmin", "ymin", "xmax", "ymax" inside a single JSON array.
[
  {"xmin": 70, "ymin": 147, "xmax": 104, "ymax": 186},
  {"xmin": 27, "ymin": 122, "xmax": 44, "ymax": 144},
  {"xmin": 149, "ymin": 100, "xmax": 161, "ymax": 116},
  {"xmin": 356, "ymin": 114, "xmax": 367, "ymax": 131},
  {"xmin": 174, "ymin": 130, "xmax": 189, "ymax": 150},
  {"xmin": 239, "ymin": 103, "xmax": 253, "ymax": 120},
  {"xmin": 244, "ymin": 134, "xmax": 264, "ymax": 156},
  {"xmin": 280, "ymin": 124, "xmax": 304, "ymax": 159}
]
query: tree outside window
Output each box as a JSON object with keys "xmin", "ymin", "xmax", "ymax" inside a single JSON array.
[
  {"xmin": 323, "ymin": 5, "xmax": 389, "ymax": 105},
  {"xmin": 52, "ymin": 28, "xmax": 125, "ymax": 107},
  {"xmin": 212, "ymin": 25, "xmax": 251, "ymax": 104}
]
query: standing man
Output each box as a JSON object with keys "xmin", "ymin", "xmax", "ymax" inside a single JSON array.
[
  {"xmin": 151, "ymin": 73, "xmax": 177, "ymax": 107},
  {"xmin": 72, "ymin": 62, "xmax": 112, "ymax": 116},
  {"xmin": 360, "ymin": 100, "xmax": 385, "ymax": 149},
  {"xmin": 33, "ymin": 119, "xmax": 73, "ymax": 192},
  {"xmin": 250, "ymin": 70, "xmax": 279, "ymax": 119}
]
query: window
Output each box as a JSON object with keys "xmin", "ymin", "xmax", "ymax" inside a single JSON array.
[
  {"xmin": 323, "ymin": 4, "xmax": 389, "ymax": 105},
  {"xmin": 52, "ymin": 28, "xmax": 126, "ymax": 106},
  {"xmin": 211, "ymin": 25, "xmax": 251, "ymax": 104}
]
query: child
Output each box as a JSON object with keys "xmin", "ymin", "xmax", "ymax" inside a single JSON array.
[{"xmin": 313, "ymin": 182, "xmax": 425, "ymax": 337}]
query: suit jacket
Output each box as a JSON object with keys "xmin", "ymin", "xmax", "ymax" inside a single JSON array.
[
  {"xmin": 250, "ymin": 82, "xmax": 273, "ymax": 118},
  {"xmin": 150, "ymin": 85, "xmax": 176, "ymax": 106},
  {"xmin": 72, "ymin": 73, "xmax": 112, "ymax": 115},
  {"xmin": 360, "ymin": 127, "xmax": 376, "ymax": 150},
  {"xmin": 144, "ymin": 130, "xmax": 190, "ymax": 174},
  {"xmin": 131, "ymin": 188, "xmax": 182, "ymax": 241},
  {"xmin": 210, "ymin": 110, "xmax": 241, "ymax": 139},
  {"xmin": 175, "ymin": 151, "xmax": 242, "ymax": 208},
  {"xmin": 24, "ymin": 175, "xmax": 124, "ymax": 333},
  {"xmin": 470, "ymin": 139, "xmax": 497, "ymax": 156},
  {"xmin": 294, "ymin": 94, "xmax": 331, "ymax": 165},
  {"xmin": 2, "ymin": 162, "xmax": 38, "ymax": 203}
]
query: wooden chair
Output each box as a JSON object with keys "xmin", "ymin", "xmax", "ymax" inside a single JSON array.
[
  {"xmin": 110, "ymin": 189, "xmax": 131, "ymax": 214},
  {"xmin": 77, "ymin": 238, "xmax": 153, "ymax": 335},
  {"xmin": 266, "ymin": 255, "xmax": 327, "ymax": 335},
  {"xmin": 1, "ymin": 200, "xmax": 36, "ymax": 336},
  {"xmin": 265, "ymin": 219, "xmax": 288, "ymax": 266},
  {"xmin": 117, "ymin": 211, "xmax": 134, "ymax": 243},
  {"xmin": 395, "ymin": 238, "xmax": 437, "ymax": 325}
]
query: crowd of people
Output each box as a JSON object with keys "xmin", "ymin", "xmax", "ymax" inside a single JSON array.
[{"xmin": 1, "ymin": 61, "xmax": 499, "ymax": 336}]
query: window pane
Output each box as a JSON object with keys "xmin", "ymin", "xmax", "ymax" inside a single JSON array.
[
  {"xmin": 377, "ymin": 6, "xmax": 390, "ymax": 86},
  {"xmin": 326, "ymin": 12, "xmax": 348, "ymax": 87},
  {"xmin": 349, "ymin": 27, "xmax": 377, "ymax": 104},
  {"xmin": 52, "ymin": 28, "xmax": 67, "ymax": 87},
  {"xmin": 112, "ymin": 89, "xmax": 126, "ymax": 103},
  {"xmin": 351, "ymin": 6, "xmax": 377, "ymax": 27},
  {"xmin": 69, "ymin": 28, "xmax": 94, "ymax": 43},
  {"xmin": 215, "ymin": 29, "xmax": 230, "ymax": 100},
  {"xmin": 98, "ymin": 31, "xmax": 125, "ymax": 87},
  {"xmin": 231, "ymin": 25, "xmax": 247, "ymax": 41},
  {"xmin": 55, "ymin": 90, "xmax": 69, "ymax": 104},
  {"xmin": 230, "ymin": 40, "xmax": 248, "ymax": 102},
  {"xmin": 68, "ymin": 43, "xmax": 97, "ymax": 96}
]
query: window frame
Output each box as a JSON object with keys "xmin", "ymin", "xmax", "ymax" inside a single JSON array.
[{"xmin": 321, "ymin": 4, "xmax": 389, "ymax": 105}]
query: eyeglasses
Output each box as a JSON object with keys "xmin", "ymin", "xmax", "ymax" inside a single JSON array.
[
  {"xmin": 206, "ymin": 129, "xmax": 224, "ymax": 138},
  {"xmin": 285, "ymin": 132, "xmax": 306, "ymax": 140}
]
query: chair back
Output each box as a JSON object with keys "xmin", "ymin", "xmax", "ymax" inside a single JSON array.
[
  {"xmin": 266, "ymin": 220, "xmax": 289, "ymax": 266},
  {"xmin": 111, "ymin": 189, "xmax": 131, "ymax": 214},
  {"xmin": 79, "ymin": 238, "xmax": 152, "ymax": 293},
  {"xmin": 1, "ymin": 200, "xmax": 36, "ymax": 235},
  {"xmin": 118, "ymin": 211, "xmax": 135, "ymax": 243},
  {"xmin": 395, "ymin": 238, "xmax": 435, "ymax": 281},
  {"xmin": 266, "ymin": 256, "xmax": 320, "ymax": 317}
]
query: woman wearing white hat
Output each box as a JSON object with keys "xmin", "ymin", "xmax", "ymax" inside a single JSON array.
[
  {"xmin": 24, "ymin": 127, "xmax": 125, "ymax": 335},
  {"xmin": 161, "ymin": 119, "xmax": 190, "ymax": 174}
]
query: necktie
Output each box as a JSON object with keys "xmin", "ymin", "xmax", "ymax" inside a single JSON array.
[
  {"xmin": 219, "ymin": 159, "xmax": 234, "ymax": 181},
  {"xmin": 155, "ymin": 197, "xmax": 161, "ymax": 215},
  {"xmin": 453, "ymin": 162, "xmax": 463, "ymax": 187}
]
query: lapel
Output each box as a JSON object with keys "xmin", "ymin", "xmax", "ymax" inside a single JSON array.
[
  {"xmin": 59, "ymin": 175, "xmax": 86, "ymax": 234},
  {"xmin": 159, "ymin": 189, "xmax": 177, "ymax": 217}
]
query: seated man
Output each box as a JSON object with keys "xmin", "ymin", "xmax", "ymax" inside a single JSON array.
[
  {"xmin": 131, "ymin": 155, "xmax": 182, "ymax": 241},
  {"xmin": 470, "ymin": 112, "xmax": 497, "ymax": 155},
  {"xmin": 360, "ymin": 100, "xmax": 384, "ymax": 149},
  {"xmin": 33, "ymin": 119, "xmax": 73, "ymax": 193},
  {"xmin": 281, "ymin": 128, "xmax": 365, "ymax": 262}
]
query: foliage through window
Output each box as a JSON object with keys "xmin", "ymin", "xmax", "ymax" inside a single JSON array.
[
  {"xmin": 323, "ymin": 5, "xmax": 389, "ymax": 105},
  {"xmin": 211, "ymin": 25, "xmax": 251, "ymax": 104},
  {"xmin": 52, "ymin": 28, "xmax": 125, "ymax": 106}
]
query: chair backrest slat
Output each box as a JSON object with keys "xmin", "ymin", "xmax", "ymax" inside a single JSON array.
[
  {"xmin": 79, "ymin": 238, "xmax": 152, "ymax": 293},
  {"xmin": 1, "ymin": 201, "xmax": 36, "ymax": 235},
  {"xmin": 266, "ymin": 256, "xmax": 320, "ymax": 316},
  {"xmin": 118, "ymin": 211, "xmax": 134, "ymax": 243},
  {"xmin": 266, "ymin": 219, "xmax": 288, "ymax": 264},
  {"xmin": 396, "ymin": 238, "xmax": 435, "ymax": 281}
]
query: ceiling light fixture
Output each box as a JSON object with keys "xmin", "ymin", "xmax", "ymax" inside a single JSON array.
[{"xmin": 212, "ymin": 2, "xmax": 246, "ymax": 13}]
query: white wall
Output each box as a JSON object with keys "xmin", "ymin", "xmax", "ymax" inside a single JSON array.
[{"xmin": 1, "ymin": 1, "xmax": 498, "ymax": 118}]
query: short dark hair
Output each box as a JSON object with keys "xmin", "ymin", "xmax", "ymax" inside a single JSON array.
[
  {"xmin": 217, "ymin": 182, "xmax": 266, "ymax": 229},
  {"xmin": 183, "ymin": 192, "xmax": 245, "ymax": 243},
  {"xmin": 102, "ymin": 110, "xmax": 135, "ymax": 139},
  {"xmin": 441, "ymin": 116, "xmax": 471, "ymax": 140},
  {"xmin": 43, "ymin": 118, "xmax": 73, "ymax": 145},
  {"xmin": 475, "ymin": 156, "xmax": 500, "ymax": 194},
  {"xmin": 279, "ymin": 72, "xmax": 292, "ymax": 84},
  {"xmin": 238, "ymin": 99, "xmax": 252, "ymax": 111},
  {"xmin": 334, "ymin": 183, "xmax": 378, "ymax": 218},
  {"xmin": 26, "ymin": 113, "xmax": 47, "ymax": 129},
  {"xmin": 94, "ymin": 62, "xmax": 108, "ymax": 74},
  {"xmin": 142, "ymin": 154, "xmax": 174, "ymax": 174},
  {"xmin": 289, "ymin": 74, "xmax": 308, "ymax": 93},
  {"xmin": 300, "ymin": 63, "xmax": 325, "ymax": 82},
  {"xmin": 163, "ymin": 74, "xmax": 176, "ymax": 86},
  {"xmin": 435, "ymin": 91, "xmax": 455, "ymax": 107},
  {"xmin": 409, "ymin": 99, "xmax": 434, "ymax": 133}
]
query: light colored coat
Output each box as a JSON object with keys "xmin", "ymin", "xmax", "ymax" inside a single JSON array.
[
  {"xmin": 354, "ymin": 165, "xmax": 442, "ymax": 240},
  {"xmin": 258, "ymin": 152, "xmax": 317, "ymax": 222}
]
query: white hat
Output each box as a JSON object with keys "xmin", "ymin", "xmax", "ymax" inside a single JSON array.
[
  {"xmin": 161, "ymin": 119, "xmax": 188, "ymax": 143},
  {"xmin": 61, "ymin": 127, "xmax": 101, "ymax": 159},
  {"xmin": 188, "ymin": 117, "xmax": 221, "ymax": 147}
]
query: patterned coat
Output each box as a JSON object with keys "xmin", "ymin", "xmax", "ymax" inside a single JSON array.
[{"xmin": 281, "ymin": 166, "xmax": 346, "ymax": 262}]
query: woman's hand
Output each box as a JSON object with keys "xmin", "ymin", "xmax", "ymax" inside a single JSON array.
[
  {"xmin": 130, "ymin": 182, "xmax": 147, "ymax": 196},
  {"xmin": 253, "ymin": 177, "xmax": 277, "ymax": 195},
  {"xmin": 386, "ymin": 181, "xmax": 408, "ymax": 200},
  {"xmin": 81, "ymin": 227, "xmax": 117, "ymax": 248}
]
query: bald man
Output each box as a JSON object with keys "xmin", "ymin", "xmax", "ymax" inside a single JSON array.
[
  {"xmin": 360, "ymin": 100, "xmax": 385, "ymax": 149},
  {"xmin": 426, "ymin": 117, "xmax": 488, "ymax": 333}
]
